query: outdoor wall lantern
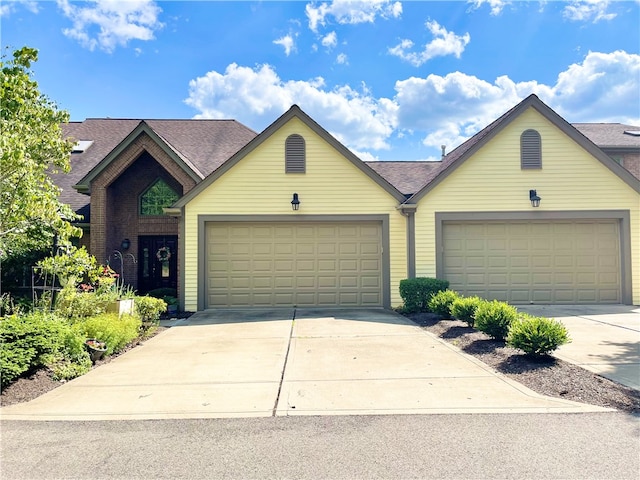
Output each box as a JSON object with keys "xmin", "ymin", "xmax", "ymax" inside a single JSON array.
[
  {"xmin": 291, "ymin": 193, "xmax": 300, "ymax": 211},
  {"xmin": 529, "ymin": 189, "xmax": 541, "ymax": 208},
  {"xmin": 121, "ymin": 238, "xmax": 131, "ymax": 250}
]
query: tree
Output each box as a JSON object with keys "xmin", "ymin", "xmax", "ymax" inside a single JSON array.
[{"xmin": 0, "ymin": 47, "xmax": 81, "ymax": 280}]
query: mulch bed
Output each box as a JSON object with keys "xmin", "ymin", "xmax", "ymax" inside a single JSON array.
[{"xmin": 406, "ymin": 312, "xmax": 640, "ymax": 414}]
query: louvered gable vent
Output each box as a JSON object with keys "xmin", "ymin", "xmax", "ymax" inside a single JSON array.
[
  {"xmin": 285, "ymin": 134, "xmax": 306, "ymax": 173},
  {"xmin": 520, "ymin": 129, "xmax": 542, "ymax": 169}
]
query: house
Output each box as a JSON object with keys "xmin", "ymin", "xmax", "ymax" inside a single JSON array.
[
  {"xmin": 54, "ymin": 119, "xmax": 257, "ymax": 293},
  {"xmin": 56, "ymin": 95, "xmax": 640, "ymax": 308}
]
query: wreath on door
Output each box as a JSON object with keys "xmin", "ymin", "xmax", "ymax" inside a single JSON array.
[{"xmin": 156, "ymin": 246, "xmax": 171, "ymax": 262}]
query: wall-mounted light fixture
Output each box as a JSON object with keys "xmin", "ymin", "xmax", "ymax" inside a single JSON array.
[
  {"xmin": 529, "ymin": 189, "xmax": 541, "ymax": 208},
  {"xmin": 291, "ymin": 193, "xmax": 300, "ymax": 211},
  {"xmin": 121, "ymin": 238, "xmax": 131, "ymax": 250}
]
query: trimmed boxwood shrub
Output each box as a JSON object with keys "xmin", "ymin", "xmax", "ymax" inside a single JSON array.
[
  {"xmin": 450, "ymin": 296, "xmax": 484, "ymax": 327},
  {"xmin": 474, "ymin": 300, "xmax": 518, "ymax": 341},
  {"xmin": 135, "ymin": 296, "xmax": 167, "ymax": 323},
  {"xmin": 507, "ymin": 314, "xmax": 571, "ymax": 356},
  {"xmin": 427, "ymin": 290, "xmax": 460, "ymax": 318},
  {"xmin": 399, "ymin": 277, "xmax": 449, "ymax": 313}
]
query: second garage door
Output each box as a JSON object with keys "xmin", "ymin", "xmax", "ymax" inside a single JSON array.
[
  {"xmin": 206, "ymin": 222, "xmax": 383, "ymax": 307},
  {"xmin": 442, "ymin": 220, "xmax": 621, "ymax": 304}
]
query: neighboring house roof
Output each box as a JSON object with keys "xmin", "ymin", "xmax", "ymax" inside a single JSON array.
[
  {"xmin": 53, "ymin": 118, "xmax": 257, "ymax": 222},
  {"xmin": 173, "ymin": 105, "xmax": 407, "ymax": 209},
  {"xmin": 407, "ymin": 94, "xmax": 640, "ymax": 203},
  {"xmin": 572, "ymin": 123, "xmax": 640, "ymax": 150}
]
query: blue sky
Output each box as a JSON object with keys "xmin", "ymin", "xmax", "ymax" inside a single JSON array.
[{"xmin": 2, "ymin": 0, "xmax": 639, "ymax": 161}]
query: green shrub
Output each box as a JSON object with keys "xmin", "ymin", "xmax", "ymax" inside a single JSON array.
[
  {"xmin": 474, "ymin": 300, "xmax": 518, "ymax": 341},
  {"xmin": 147, "ymin": 288, "xmax": 177, "ymax": 299},
  {"xmin": 0, "ymin": 312, "xmax": 90, "ymax": 387},
  {"xmin": 450, "ymin": 296, "xmax": 484, "ymax": 327},
  {"xmin": 399, "ymin": 277, "xmax": 450, "ymax": 313},
  {"xmin": 427, "ymin": 290, "xmax": 460, "ymax": 318},
  {"xmin": 79, "ymin": 313, "xmax": 141, "ymax": 355},
  {"xmin": 135, "ymin": 296, "xmax": 167, "ymax": 322},
  {"xmin": 507, "ymin": 314, "xmax": 571, "ymax": 356},
  {"xmin": 50, "ymin": 324, "xmax": 92, "ymax": 380},
  {"xmin": 54, "ymin": 289, "xmax": 114, "ymax": 319}
]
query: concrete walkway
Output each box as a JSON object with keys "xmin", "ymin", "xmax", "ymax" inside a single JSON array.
[
  {"xmin": 519, "ymin": 305, "xmax": 640, "ymax": 390},
  {"xmin": 0, "ymin": 309, "xmax": 608, "ymax": 421}
]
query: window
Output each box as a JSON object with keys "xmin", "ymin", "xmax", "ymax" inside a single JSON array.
[
  {"xmin": 285, "ymin": 134, "xmax": 306, "ymax": 173},
  {"xmin": 520, "ymin": 129, "xmax": 542, "ymax": 169},
  {"xmin": 140, "ymin": 179, "xmax": 179, "ymax": 216}
]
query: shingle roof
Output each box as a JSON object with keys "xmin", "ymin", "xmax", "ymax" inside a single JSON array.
[
  {"xmin": 54, "ymin": 118, "xmax": 257, "ymax": 221},
  {"xmin": 365, "ymin": 161, "xmax": 441, "ymax": 196},
  {"xmin": 572, "ymin": 123, "xmax": 640, "ymax": 149}
]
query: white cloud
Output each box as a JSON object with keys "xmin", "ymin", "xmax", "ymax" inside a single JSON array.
[
  {"xmin": 551, "ymin": 50, "xmax": 640, "ymax": 123},
  {"xmin": 321, "ymin": 31, "xmax": 338, "ymax": 49},
  {"xmin": 394, "ymin": 50, "xmax": 639, "ymax": 150},
  {"xmin": 56, "ymin": 0, "xmax": 164, "ymax": 53},
  {"xmin": 306, "ymin": 0, "xmax": 402, "ymax": 32},
  {"xmin": 563, "ymin": 0, "xmax": 617, "ymax": 23},
  {"xmin": 185, "ymin": 63, "xmax": 398, "ymax": 151},
  {"xmin": 388, "ymin": 20, "xmax": 470, "ymax": 66},
  {"xmin": 336, "ymin": 53, "xmax": 349, "ymax": 65},
  {"xmin": 0, "ymin": 0, "xmax": 39, "ymax": 17},
  {"xmin": 185, "ymin": 50, "xmax": 639, "ymax": 160},
  {"xmin": 274, "ymin": 34, "xmax": 296, "ymax": 56},
  {"xmin": 466, "ymin": 0, "xmax": 509, "ymax": 16}
]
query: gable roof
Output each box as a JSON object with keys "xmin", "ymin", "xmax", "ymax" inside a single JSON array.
[
  {"xmin": 53, "ymin": 118, "xmax": 257, "ymax": 220},
  {"xmin": 173, "ymin": 105, "xmax": 407, "ymax": 208},
  {"xmin": 407, "ymin": 94, "xmax": 640, "ymax": 203}
]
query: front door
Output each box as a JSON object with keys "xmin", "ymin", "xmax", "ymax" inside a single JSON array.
[{"xmin": 138, "ymin": 236, "xmax": 178, "ymax": 294}]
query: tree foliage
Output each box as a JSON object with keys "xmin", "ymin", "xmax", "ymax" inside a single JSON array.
[{"xmin": 0, "ymin": 46, "xmax": 80, "ymax": 262}]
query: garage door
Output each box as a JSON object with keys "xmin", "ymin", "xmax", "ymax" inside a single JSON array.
[
  {"xmin": 206, "ymin": 222, "xmax": 383, "ymax": 307},
  {"xmin": 442, "ymin": 220, "xmax": 621, "ymax": 304}
]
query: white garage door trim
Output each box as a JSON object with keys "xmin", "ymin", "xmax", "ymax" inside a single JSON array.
[
  {"xmin": 435, "ymin": 211, "xmax": 633, "ymax": 304},
  {"xmin": 197, "ymin": 214, "xmax": 391, "ymax": 309}
]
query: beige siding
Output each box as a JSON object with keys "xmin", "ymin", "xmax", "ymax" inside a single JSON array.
[
  {"xmin": 183, "ymin": 117, "xmax": 407, "ymax": 311},
  {"xmin": 415, "ymin": 108, "xmax": 640, "ymax": 304}
]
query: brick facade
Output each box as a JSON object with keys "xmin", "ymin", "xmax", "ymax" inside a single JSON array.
[
  {"xmin": 89, "ymin": 132, "xmax": 197, "ymax": 291},
  {"xmin": 622, "ymin": 152, "xmax": 640, "ymax": 180}
]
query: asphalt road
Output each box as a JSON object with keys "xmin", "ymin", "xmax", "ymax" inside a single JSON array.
[{"xmin": 2, "ymin": 412, "xmax": 638, "ymax": 479}]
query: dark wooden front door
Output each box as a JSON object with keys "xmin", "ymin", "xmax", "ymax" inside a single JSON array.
[{"xmin": 138, "ymin": 236, "xmax": 178, "ymax": 294}]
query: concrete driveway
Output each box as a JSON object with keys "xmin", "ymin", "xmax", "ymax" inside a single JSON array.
[
  {"xmin": 519, "ymin": 305, "xmax": 640, "ymax": 390},
  {"xmin": 0, "ymin": 309, "xmax": 608, "ymax": 421}
]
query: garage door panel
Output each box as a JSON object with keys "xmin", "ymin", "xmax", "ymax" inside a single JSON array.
[
  {"xmin": 442, "ymin": 220, "xmax": 620, "ymax": 304},
  {"xmin": 207, "ymin": 222, "xmax": 382, "ymax": 307},
  {"xmin": 318, "ymin": 259, "xmax": 337, "ymax": 272},
  {"xmin": 275, "ymin": 244, "xmax": 294, "ymax": 255}
]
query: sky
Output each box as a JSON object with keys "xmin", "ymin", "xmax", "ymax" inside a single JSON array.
[{"xmin": 2, "ymin": 0, "xmax": 639, "ymax": 162}]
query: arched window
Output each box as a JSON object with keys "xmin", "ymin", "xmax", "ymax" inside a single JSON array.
[
  {"xmin": 521, "ymin": 129, "xmax": 542, "ymax": 169},
  {"xmin": 285, "ymin": 134, "xmax": 306, "ymax": 173},
  {"xmin": 140, "ymin": 179, "xmax": 179, "ymax": 216}
]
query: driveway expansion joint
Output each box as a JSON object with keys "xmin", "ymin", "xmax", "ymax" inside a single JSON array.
[{"xmin": 272, "ymin": 309, "xmax": 296, "ymax": 416}]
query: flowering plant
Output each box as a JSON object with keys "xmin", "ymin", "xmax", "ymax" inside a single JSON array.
[{"xmin": 85, "ymin": 339, "xmax": 106, "ymax": 350}]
